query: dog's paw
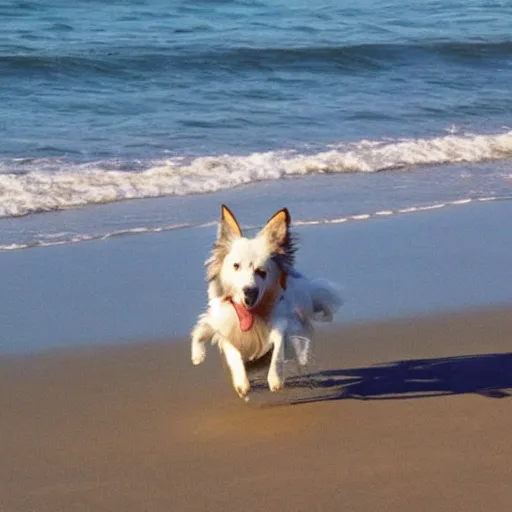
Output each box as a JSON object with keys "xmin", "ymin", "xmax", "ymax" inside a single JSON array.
[
  {"xmin": 191, "ymin": 342, "xmax": 206, "ymax": 366},
  {"xmin": 267, "ymin": 371, "xmax": 284, "ymax": 392},
  {"xmin": 234, "ymin": 377, "xmax": 250, "ymax": 400}
]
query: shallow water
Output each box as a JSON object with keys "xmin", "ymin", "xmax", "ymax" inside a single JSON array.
[
  {"xmin": 2, "ymin": 199, "xmax": 512, "ymax": 355},
  {"xmin": 1, "ymin": 0, "xmax": 512, "ymax": 249}
]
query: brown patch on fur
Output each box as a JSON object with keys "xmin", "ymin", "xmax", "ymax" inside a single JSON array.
[{"xmin": 279, "ymin": 271, "xmax": 288, "ymax": 289}]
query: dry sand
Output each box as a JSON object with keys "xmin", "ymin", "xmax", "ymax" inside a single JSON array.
[{"xmin": 2, "ymin": 307, "xmax": 511, "ymax": 511}]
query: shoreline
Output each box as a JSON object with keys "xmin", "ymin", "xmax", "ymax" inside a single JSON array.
[
  {"xmin": 1, "ymin": 301, "xmax": 510, "ymax": 362},
  {"xmin": 2, "ymin": 198, "xmax": 512, "ymax": 355}
]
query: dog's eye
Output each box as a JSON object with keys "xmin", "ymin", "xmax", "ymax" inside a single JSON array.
[
  {"xmin": 233, "ymin": 263, "xmax": 240, "ymax": 271},
  {"xmin": 255, "ymin": 268, "xmax": 267, "ymax": 279}
]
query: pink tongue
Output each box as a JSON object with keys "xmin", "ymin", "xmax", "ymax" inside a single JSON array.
[{"xmin": 232, "ymin": 302, "xmax": 254, "ymax": 331}]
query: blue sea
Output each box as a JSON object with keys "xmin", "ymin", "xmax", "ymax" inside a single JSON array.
[{"xmin": 1, "ymin": 0, "xmax": 512, "ymax": 250}]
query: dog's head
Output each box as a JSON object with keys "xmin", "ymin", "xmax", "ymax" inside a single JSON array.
[{"xmin": 206, "ymin": 205, "xmax": 297, "ymax": 330}]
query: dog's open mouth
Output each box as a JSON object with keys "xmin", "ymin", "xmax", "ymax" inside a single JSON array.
[{"xmin": 229, "ymin": 300, "xmax": 254, "ymax": 332}]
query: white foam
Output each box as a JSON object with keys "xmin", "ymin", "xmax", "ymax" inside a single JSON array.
[
  {"xmin": 1, "ymin": 130, "xmax": 512, "ymax": 218},
  {"xmin": 289, "ymin": 195, "xmax": 512, "ymax": 230},
  {"xmin": 1, "ymin": 195, "xmax": 511, "ymax": 252},
  {"xmin": 0, "ymin": 221, "xmax": 216, "ymax": 252}
]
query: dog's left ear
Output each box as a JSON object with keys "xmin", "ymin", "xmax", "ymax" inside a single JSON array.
[
  {"xmin": 259, "ymin": 208, "xmax": 296, "ymax": 273},
  {"xmin": 260, "ymin": 208, "xmax": 290, "ymax": 245},
  {"xmin": 206, "ymin": 205, "xmax": 243, "ymax": 283}
]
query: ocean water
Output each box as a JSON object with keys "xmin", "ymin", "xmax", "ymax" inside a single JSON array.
[{"xmin": 1, "ymin": 0, "xmax": 512, "ymax": 250}]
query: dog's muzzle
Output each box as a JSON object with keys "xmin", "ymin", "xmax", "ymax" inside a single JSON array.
[{"xmin": 243, "ymin": 286, "xmax": 259, "ymax": 308}]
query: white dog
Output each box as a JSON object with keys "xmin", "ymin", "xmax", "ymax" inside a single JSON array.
[{"xmin": 191, "ymin": 205, "xmax": 342, "ymax": 399}]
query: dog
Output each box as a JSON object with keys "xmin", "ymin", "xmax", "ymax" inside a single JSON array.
[{"xmin": 191, "ymin": 205, "xmax": 342, "ymax": 399}]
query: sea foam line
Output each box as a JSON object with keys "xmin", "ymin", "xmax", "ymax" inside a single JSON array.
[
  {"xmin": 292, "ymin": 196, "xmax": 505, "ymax": 228},
  {"xmin": 1, "ymin": 196, "xmax": 509, "ymax": 253},
  {"xmin": 1, "ymin": 130, "xmax": 512, "ymax": 219}
]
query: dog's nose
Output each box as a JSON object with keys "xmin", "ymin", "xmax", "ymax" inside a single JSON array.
[{"xmin": 243, "ymin": 287, "xmax": 259, "ymax": 308}]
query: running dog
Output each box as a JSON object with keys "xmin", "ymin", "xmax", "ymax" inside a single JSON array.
[{"xmin": 191, "ymin": 205, "xmax": 341, "ymax": 399}]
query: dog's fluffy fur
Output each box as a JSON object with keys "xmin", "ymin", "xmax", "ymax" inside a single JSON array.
[{"xmin": 191, "ymin": 205, "xmax": 342, "ymax": 399}]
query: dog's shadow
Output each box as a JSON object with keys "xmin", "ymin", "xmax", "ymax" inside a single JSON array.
[{"xmin": 249, "ymin": 352, "xmax": 512, "ymax": 405}]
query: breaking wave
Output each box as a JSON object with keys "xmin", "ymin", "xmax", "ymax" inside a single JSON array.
[{"xmin": 1, "ymin": 130, "xmax": 512, "ymax": 218}]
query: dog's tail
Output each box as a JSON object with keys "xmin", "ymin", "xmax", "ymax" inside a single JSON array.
[{"xmin": 309, "ymin": 279, "xmax": 343, "ymax": 322}]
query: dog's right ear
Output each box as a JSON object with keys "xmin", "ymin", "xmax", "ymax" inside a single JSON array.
[{"xmin": 219, "ymin": 204, "xmax": 242, "ymax": 240}]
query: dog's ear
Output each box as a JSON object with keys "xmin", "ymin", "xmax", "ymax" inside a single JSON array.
[
  {"xmin": 205, "ymin": 205, "xmax": 243, "ymax": 282},
  {"xmin": 220, "ymin": 204, "xmax": 242, "ymax": 240},
  {"xmin": 261, "ymin": 208, "xmax": 290, "ymax": 245},
  {"xmin": 259, "ymin": 208, "xmax": 297, "ymax": 271}
]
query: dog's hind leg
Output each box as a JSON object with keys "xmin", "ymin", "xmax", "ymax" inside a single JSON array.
[
  {"xmin": 267, "ymin": 319, "xmax": 287, "ymax": 392},
  {"xmin": 220, "ymin": 341, "xmax": 250, "ymax": 399},
  {"xmin": 191, "ymin": 314, "xmax": 214, "ymax": 366}
]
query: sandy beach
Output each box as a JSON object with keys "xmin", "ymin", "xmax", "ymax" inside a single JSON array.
[
  {"xmin": 2, "ymin": 307, "xmax": 511, "ymax": 512},
  {"xmin": 2, "ymin": 200, "xmax": 512, "ymax": 511}
]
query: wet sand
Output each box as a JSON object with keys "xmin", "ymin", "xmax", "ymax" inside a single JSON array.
[
  {"xmin": 3, "ymin": 198, "xmax": 512, "ymax": 355},
  {"xmin": 2, "ymin": 307, "xmax": 511, "ymax": 512}
]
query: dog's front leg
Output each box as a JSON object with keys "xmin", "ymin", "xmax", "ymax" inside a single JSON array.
[
  {"xmin": 267, "ymin": 319, "xmax": 287, "ymax": 392},
  {"xmin": 191, "ymin": 314, "xmax": 214, "ymax": 365},
  {"xmin": 221, "ymin": 341, "xmax": 250, "ymax": 399}
]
